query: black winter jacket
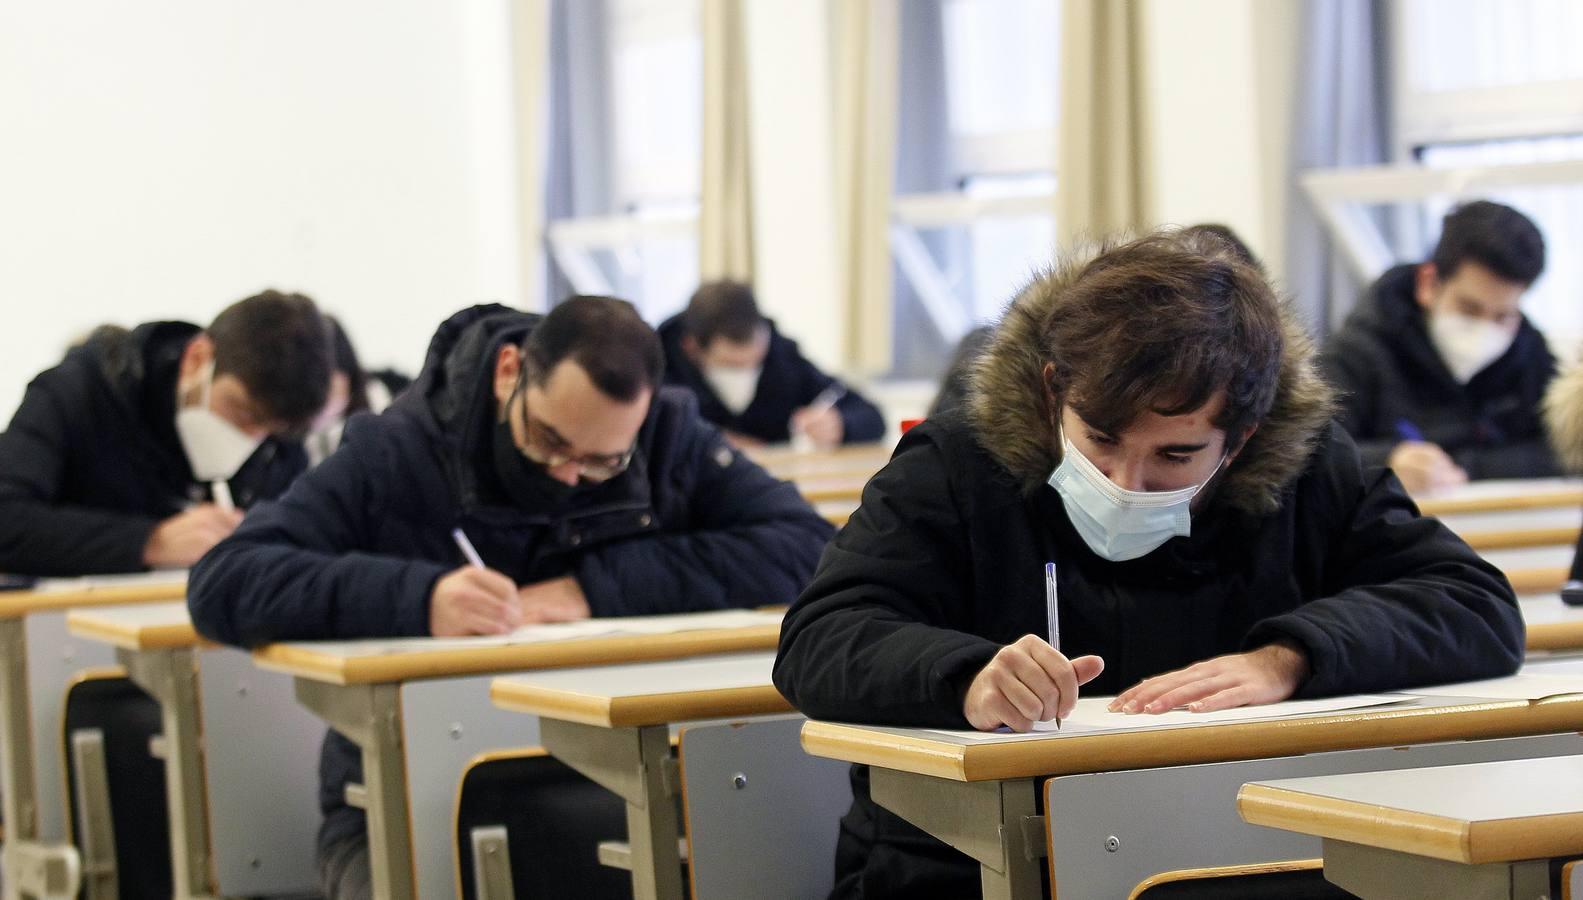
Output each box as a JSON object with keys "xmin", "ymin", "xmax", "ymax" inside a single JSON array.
[
  {"xmin": 189, "ymin": 304, "xmax": 834, "ymax": 850},
  {"xmin": 657, "ymin": 314, "xmax": 886, "ymax": 445},
  {"xmin": 1320, "ymin": 263, "xmax": 1559, "ymax": 477},
  {"xmin": 0, "ymin": 322, "xmax": 306, "ymax": 575},
  {"xmin": 774, "ymin": 258, "xmax": 1526, "ymax": 898}
]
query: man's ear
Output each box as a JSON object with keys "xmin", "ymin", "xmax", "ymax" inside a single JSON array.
[
  {"xmin": 1227, "ymin": 423, "xmax": 1259, "ymax": 462},
  {"xmin": 1414, "ymin": 262, "xmax": 1441, "ymax": 311},
  {"xmin": 179, "ymin": 333, "xmax": 215, "ymax": 382},
  {"xmin": 493, "ymin": 345, "xmax": 522, "ymax": 410},
  {"xmin": 680, "ymin": 334, "xmax": 702, "ymax": 363}
]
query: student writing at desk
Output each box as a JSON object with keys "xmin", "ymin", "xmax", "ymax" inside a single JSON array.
[
  {"xmin": 659, "ymin": 279, "xmax": 886, "ymax": 449},
  {"xmin": 1319, "ymin": 200, "xmax": 1558, "ymax": 493},
  {"xmin": 772, "ymin": 229, "xmax": 1525, "ymax": 898},
  {"xmin": 0, "ymin": 290, "xmax": 333, "ymax": 574},
  {"xmin": 188, "ymin": 296, "xmax": 834, "ymax": 899}
]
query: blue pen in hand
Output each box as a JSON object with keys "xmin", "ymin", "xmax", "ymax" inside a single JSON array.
[
  {"xmin": 1045, "ymin": 561, "xmax": 1061, "ymax": 730},
  {"xmin": 1395, "ymin": 418, "xmax": 1425, "ymax": 443}
]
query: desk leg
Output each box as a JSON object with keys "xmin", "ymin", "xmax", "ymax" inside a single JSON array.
[
  {"xmin": 0, "ymin": 618, "xmax": 81, "ymax": 900},
  {"xmin": 117, "ymin": 646, "xmax": 216, "ymax": 900},
  {"xmin": 294, "ymin": 680, "xmax": 413, "ymax": 900},
  {"xmin": 1321, "ymin": 839, "xmax": 1550, "ymax": 900},
  {"xmin": 538, "ymin": 719, "xmax": 684, "ymax": 900},
  {"xmin": 868, "ymin": 769, "xmax": 1042, "ymax": 900}
]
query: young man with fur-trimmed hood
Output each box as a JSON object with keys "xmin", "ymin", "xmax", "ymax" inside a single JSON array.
[{"xmin": 773, "ymin": 229, "xmax": 1525, "ymax": 897}]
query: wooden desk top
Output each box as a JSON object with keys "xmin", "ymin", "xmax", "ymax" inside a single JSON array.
[
  {"xmin": 252, "ymin": 609, "xmax": 785, "ymax": 686},
  {"xmin": 490, "ymin": 651, "xmax": 790, "ymax": 728},
  {"xmin": 67, "ymin": 601, "xmax": 202, "ymax": 651},
  {"xmin": 1462, "ymin": 525, "xmax": 1579, "ymax": 552},
  {"xmin": 1238, "ymin": 756, "xmax": 1583, "ymax": 865},
  {"xmin": 0, "ymin": 572, "xmax": 187, "ymax": 620},
  {"xmin": 1521, "ymin": 594, "xmax": 1583, "ymax": 652},
  {"xmin": 1413, "ymin": 478, "xmax": 1583, "ymax": 517},
  {"xmin": 801, "ymin": 693, "xmax": 1583, "ymax": 783}
]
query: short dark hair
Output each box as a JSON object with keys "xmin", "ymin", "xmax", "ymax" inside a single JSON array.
[
  {"xmin": 684, "ymin": 280, "xmax": 765, "ymax": 346},
  {"xmin": 1431, "ymin": 200, "xmax": 1545, "ymax": 286},
  {"xmin": 1179, "ymin": 223, "xmax": 1264, "ymax": 275},
  {"xmin": 209, "ymin": 290, "xmax": 333, "ymax": 429},
  {"xmin": 325, "ymin": 316, "xmax": 372, "ymax": 415},
  {"xmin": 523, "ymin": 296, "xmax": 663, "ymax": 403},
  {"xmin": 1043, "ymin": 229, "xmax": 1285, "ymax": 448}
]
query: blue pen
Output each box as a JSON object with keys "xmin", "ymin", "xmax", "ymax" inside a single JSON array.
[
  {"xmin": 1045, "ymin": 561, "xmax": 1061, "ymax": 730},
  {"xmin": 1395, "ymin": 418, "xmax": 1425, "ymax": 443}
]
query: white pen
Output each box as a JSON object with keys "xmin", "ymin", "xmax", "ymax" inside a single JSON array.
[
  {"xmin": 805, "ymin": 384, "xmax": 848, "ymax": 418},
  {"xmin": 211, "ymin": 480, "xmax": 235, "ymax": 513},
  {"xmin": 1045, "ymin": 560, "xmax": 1061, "ymax": 730},
  {"xmin": 451, "ymin": 527, "xmax": 486, "ymax": 569}
]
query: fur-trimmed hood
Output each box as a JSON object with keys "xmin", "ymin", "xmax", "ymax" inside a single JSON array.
[
  {"xmin": 965, "ymin": 240, "xmax": 1338, "ymax": 517},
  {"xmin": 1543, "ymin": 356, "xmax": 1583, "ymax": 471}
]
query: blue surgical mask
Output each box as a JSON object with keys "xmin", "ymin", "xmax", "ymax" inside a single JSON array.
[{"xmin": 1047, "ymin": 429, "xmax": 1226, "ymax": 562}]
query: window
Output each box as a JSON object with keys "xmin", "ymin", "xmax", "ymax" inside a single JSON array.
[
  {"xmin": 1395, "ymin": 0, "xmax": 1583, "ymax": 351},
  {"xmin": 888, "ymin": 0, "xmax": 1060, "ymax": 378},
  {"xmin": 544, "ymin": 0, "xmax": 701, "ymax": 323}
]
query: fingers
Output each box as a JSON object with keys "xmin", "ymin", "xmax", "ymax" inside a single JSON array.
[
  {"xmin": 1144, "ymin": 674, "xmax": 1239, "ymax": 714},
  {"xmin": 1110, "ymin": 662, "xmax": 1212, "ymax": 712},
  {"xmin": 1020, "ymin": 638, "xmax": 1078, "ymax": 720},
  {"xmin": 1186, "ymin": 683, "xmax": 1255, "ymax": 713}
]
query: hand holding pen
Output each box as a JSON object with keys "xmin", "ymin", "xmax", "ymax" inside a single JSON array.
[
  {"xmin": 426, "ymin": 528, "xmax": 522, "ymax": 637},
  {"xmin": 959, "ymin": 560, "xmax": 1104, "ymax": 733}
]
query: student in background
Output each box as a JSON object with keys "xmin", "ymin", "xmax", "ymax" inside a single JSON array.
[
  {"xmin": 773, "ymin": 229, "xmax": 1522, "ymax": 897},
  {"xmin": 188, "ymin": 296, "xmax": 834, "ymax": 899},
  {"xmin": 658, "ymin": 280, "xmax": 886, "ymax": 449},
  {"xmin": 303, "ymin": 316, "xmax": 375, "ymax": 466},
  {"xmin": 0, "ymin": 290, "xmax": 332, "ymax": 575},
  {"xmin": 1320, "ymin": 200, "xmax": 1558, "ymax": 493}
]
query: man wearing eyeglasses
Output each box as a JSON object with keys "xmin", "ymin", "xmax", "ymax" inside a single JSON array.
[{"xmin": 187, "ymin": 297, "xmax": 835, "ymax": 899}]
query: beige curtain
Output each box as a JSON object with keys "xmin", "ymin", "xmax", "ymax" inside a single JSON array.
[
  {"xmin": 1057, "ymin": 0, "xmax": 1152, "ymax": 246},
  {"xmin": 699, "ymin": 0, "xmax": 754, "ymax": 281},
  {"xmin": 833, "ymin": 0, "xmax": 899, "ymax": 372},
  {"xmin": 509, "ymin": 0, "xmax": 551, "ymax": 309}
]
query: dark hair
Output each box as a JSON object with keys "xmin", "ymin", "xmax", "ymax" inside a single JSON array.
[
  {"xmin": 1179, "ymin": 223, "xmax": 1264, "ymax": 275},
  {"xmin": 1431, "ymin": 200, "xmax": 1545, "ymax": 286},
  {"xmin": 1043, "ymin": 229, "xmax": 1285, "ymax": 448},
  {"xmin": 209, "ymin": 290, "xmax": 333, "ymax": 429},
  {"xmin": 523, "ymin": 296, "xmax": 663, "ymax": 402},
  {"xmin": 684, "ymin": 280, "xmax": 765, "ymax": 346},
  {"xmin": 325, "ymin": 316, "xmax": 372, "ymax": 415}
]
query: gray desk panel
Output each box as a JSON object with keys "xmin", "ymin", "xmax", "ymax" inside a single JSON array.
[
  {"xmin": 1045, "ymin": 733, "xmax": 1583, "ymax": 900},
  {"xmin": 28, "ymin": 610, "xmax": 116, "ymax": 842},
  {"xmin": 199, "ymin": 647, "xmax": 321, "ymax": 894},
  {"xmin": 682, "ymin": 716, "xmax": 851, "ymax": 900}
]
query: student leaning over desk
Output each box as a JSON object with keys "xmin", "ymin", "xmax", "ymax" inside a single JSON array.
[
  {"xmin": 772, "ymin": 229, "xmax": 1525, "ymax": 899},
  {"xmin": 188, "ymin": 296, "xmax": 834, "ymax": 899},
  {"xmin": 0, "ymin": 290, "xmax": 333, "ymax": 575}
]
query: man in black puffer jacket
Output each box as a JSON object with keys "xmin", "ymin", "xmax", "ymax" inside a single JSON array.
[
  {"xmin": 188, "ymin": 296, "xmax": 834, "ymax": 899},
  {"xmin": 1320, "ymin": 200, "xmax": 1558, "ymax": 493},
  {"xmin": 0, "ymin": 290, "xmax": 331, "ymax": 575},
  {"xmin": 774, "ymin": 229, "xmax": 1523, "ymax": 898}
]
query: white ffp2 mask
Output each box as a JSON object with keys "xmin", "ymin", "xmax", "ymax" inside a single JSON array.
[{"xmin": 175, "ymin": 362, "xmax": 263, "ymax": 484}]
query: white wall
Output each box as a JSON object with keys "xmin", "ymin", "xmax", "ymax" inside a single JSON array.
[
  {"xmin": 0, "ymin": 0, "xmax": 523, "ymax": 421},
  {"xmin": 1140, "ymin": 0, "xmax": 1300, "ymax": 284}
]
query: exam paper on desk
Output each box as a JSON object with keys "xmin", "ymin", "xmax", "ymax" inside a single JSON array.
[
  {"xmin": 1395, "ymin": 672, "xmax": 1583, "ymax": 701},
  {"xmin": 928, "ymin": 694, "xmax": 1407, "ymax": 742},
  {"xmin": 285, "ymin": 608, "xmax": 786, "ymax": 657}
]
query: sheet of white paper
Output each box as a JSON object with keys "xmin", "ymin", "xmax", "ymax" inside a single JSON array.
[
  {"xmin": 1398, "ymin": 673, "xmax": 1583, "ymax": 701},
  {"xmin": 290, "ymin": 608, "xmax": 785, "ymax": 658},
  {"xmin": 928, "ymin": 694, "xmax": 1408, "ymax": 742}
]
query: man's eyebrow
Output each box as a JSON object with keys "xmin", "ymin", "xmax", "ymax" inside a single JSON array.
[{"xmin": 1157, "ymin": 442, "xmax": 1211, "ymax": 453}]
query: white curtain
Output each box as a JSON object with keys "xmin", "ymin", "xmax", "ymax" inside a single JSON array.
[
  {"xmin": 699, "ymin": 0, "xmax": 754, "ymax": 281},
  {"xmin": 1057, "ymin": 0, "xmax": 1152, "ymax": 246},
  {"xmin": 832, "ymin": 0, "xmax": 900, "ymax": 372}
]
